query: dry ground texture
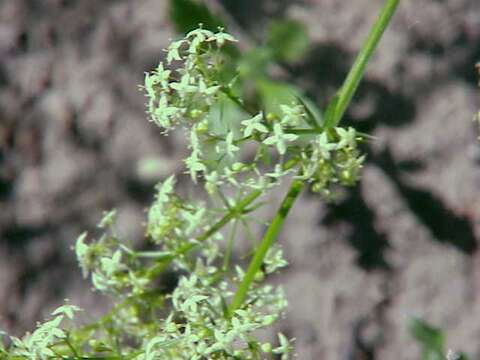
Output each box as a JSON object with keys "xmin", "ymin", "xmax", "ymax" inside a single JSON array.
[{"xmin": 1, "ymin": 0, "xmax": 480, "ymax": 359}]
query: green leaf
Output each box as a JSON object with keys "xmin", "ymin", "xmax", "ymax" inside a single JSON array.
[
  {"xmin": 409, "ymin": 318, "xmax": 445, "ymax": 359},
  {"xmin": 256, "ymin": 79, "xmax": 298, "ymax": 115},
  {"xmin": 51, "ymin": 302, "xmax": 82, "ymax": 320},
  {"xmin": 169, "ymin": 0, "xmax": 224, "ymax": 34},
  {"xmin": 447, "ymin": 351, "xmax": 470, "ymax": 360},
  {"xmin": 241, "ymin": 112, "xmax": 268, "ymax": 137},
  {"xmin": 322, "ymin": 94, "xmax": 340, "ymax": 129},
  {"xmin": 293, "ymin": 94, "xmax": 322, "ymax": 130},
  {"xmin": 206, "ymin": 94, "xmax": 247, "ymax": 135},
  {"xmin": 98, "ymin": 209, "xmax": 116, "ymax": 229},
  {"xmin": 263, "ymin": 123, "xmax": 298, "ymax": 155},
  {"xmin": 266, "ymin": 20, "xmax": 309, "ymax": 63}
]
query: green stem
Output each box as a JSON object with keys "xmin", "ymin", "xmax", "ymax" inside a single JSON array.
[
  {"xmin": 287, "ymin": 128, "xmax": 322, "ymax": 135},
  {"xmin": 198, "ymin": 189, "xmax": 262, "ymax": 243},
  {"xmin": 228, "ymin": 178, "xmax": 304, "ymax": 315},
  {"xmin": 220, "ymin": 86, "xmax": 255, "ymax": 116},
  {"xmin": 138, "ymin": 159, "xmax": 301, "ymax": 280},
  {"xmin": 227, "ymin": 0, "xmax": 399, "ymax": 314},
  {"xmin": 64, "ymin": 334, "xmax": 80, "ymax": 357},
  {"xmin": 145, "ymin": 188, "xmax": 263, "ymax": 279},
  {"xmin": 329, "ymin": 0, "xmax": 400, "ymax": 128},
  {"xmin": 223, "ymin": 220, "xmax": 238, "ymax": 272}
]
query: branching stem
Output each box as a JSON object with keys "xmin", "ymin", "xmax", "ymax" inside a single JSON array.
[
  {"xmin": 228, "ymin": 178, "xmax": 304, "ymax": 315},
  {"xmin": 228, "ymin": 0, "xmax": 400, "ymax": 315}
]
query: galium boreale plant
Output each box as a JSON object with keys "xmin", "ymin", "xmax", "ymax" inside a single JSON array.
[{"xmin": 0, "ymin": 0, "xmax": 400, "ymax": 358}]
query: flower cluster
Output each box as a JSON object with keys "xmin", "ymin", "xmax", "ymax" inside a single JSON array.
[
  {"xmin": 1, "ymin": 302, "xmax": 81, "ymax": 359},
  {"xmin": 144, "ymin": 28, "xmax": 364, "ymax": 202},
  {"xmin": 298, "ymin": 127, "xmax": 365, "ymax": 199},
  {"xmin": 144, "ymin": 28, "xmax": 235, "ymax": 131},
  {"xmin": 142, "ymin": 264, "xmax": 289, "ymax": 359},
  {"xmin": 73, "ymin": 176, "xmax": 291, "ymax": 359}
]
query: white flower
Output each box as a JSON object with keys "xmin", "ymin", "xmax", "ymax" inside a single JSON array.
[
  {"xmin": 263, "ymin": 123, "xmax": 298, "ymax": 155},
  {"xmin": 241, "ymin": 112, "xmax": 268, "ymax": 137},
  {"xmin": 280, "ymin": 104, "xmax": 304, "ymax": 127},
  {"xmin": 317, "ymin": 132, "xmax": 336, "ymax": 159},
  {"xmin": 336, "ymin": 126, "xmax": 357, "ymax": 148}
]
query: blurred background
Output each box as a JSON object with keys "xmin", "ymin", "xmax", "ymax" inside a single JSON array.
[{"xmin": 1, "ymin": 0, "xmax": 480, "ymax": 358}]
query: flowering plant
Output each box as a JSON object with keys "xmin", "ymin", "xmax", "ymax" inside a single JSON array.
[{"xmin": 0, "ymin": 1, "xmax": 400, "ymax": 358}]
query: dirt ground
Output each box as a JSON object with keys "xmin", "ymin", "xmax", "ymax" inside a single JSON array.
[{"xmin": 1, "ymin": 0, "xmax": 480, "ymax": 359}]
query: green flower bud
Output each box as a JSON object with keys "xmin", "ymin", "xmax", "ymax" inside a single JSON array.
[
  {"xmin": 261, "ymin": 343, "xmax": 273, "ymax": 353},
  {"xmin": 196, "ymin": 119, "xmax": 209, "ymax": 133},
  {"xmin": 311, "ymin": 182, "xmax": 322, "ymax": 193},
  {"xmin": 232, "ymin": 162, "xmax": 245, "ymax": 172},
  {"xmin": 266, "ymin": 112, "xmax": 277, "ymax": 123},
  {"xmin": 254, "ymin": 270, "xmax": 265, "ymax": 282},
  {"xmin": 190, "ymin": 109, "xmax": 204, "ymax": 119}
]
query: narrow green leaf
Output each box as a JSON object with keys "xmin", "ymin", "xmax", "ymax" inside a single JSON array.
[
  {"xmin": 322, "ymin": 94, "xmax": 340, "ymax": 129},
  {"xmin": 256, "ymin": 79, "xmax": 298, "ymax": 115},
  {"xmin": 409, "ymin": 318, "xmax": 445, "ymax": 355},
  {"xmin": 169, "ymin": 0, "xmax": 224, "ymax": 34},
  {"xmin": 294, "ymin": 94, "xmax": 322, "ymax": 130}
]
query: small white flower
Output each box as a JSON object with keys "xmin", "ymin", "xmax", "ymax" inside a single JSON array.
[
  {"xmin": 317, "ymin": 132, "xmax": 336, "ymax": 159},
  {"xmin": 446, "ymin": 350, "xmax": 460, "ymax": 360},
  {"xmin": 166, "ymin": 39, "xmax": 184, "ymax": 63},
  {"xmin": 241, "ymin": 112, "xmax": 268, "ymax": 137},
  {"xmin": 336, "ymin": 126, "xmax": 357, "ymax": 149},
  {"xmin": 263, "ymin": 123, "xmax": 298, "ymax": 155},
  {"xmin": 280, "ymin": 104, "xmax": 304, "ymax": 127}
]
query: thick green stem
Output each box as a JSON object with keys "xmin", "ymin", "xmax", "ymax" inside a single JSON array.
[
  {"xmin": 328, "ymin": 0, "xmax": 400, "ymax": 128},
  {"xmin": 228, "ymin": 178, "xmax": 304, "ymax": 315}
]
